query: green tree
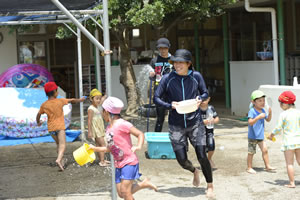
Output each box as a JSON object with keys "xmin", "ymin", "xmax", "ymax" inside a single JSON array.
[
  {"xmin": 104, "ymin": 0, "xmax": 236, "ymax": 115},
  {"xmin": 57, "ymin": 0, "xmax": 236, "ymax": 115}
]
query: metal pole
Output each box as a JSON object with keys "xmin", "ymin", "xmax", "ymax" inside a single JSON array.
[
  {"xmin": 222, "ymin": 14, "xmax": 231, "ymax": 108},
  {"xmin": 95, "ymin": 29, "xmax": 102, "ymax": 91},
  {"xmin": 16, "ymin": 10, "xmax": 103, "ymax": 16},
  {"xmin": 103, "ymin": 0, "xmax": 112, "ymax": 94},
  {"xmin": 194, "ymin": 23, "xmax": 200, "ymax": 72},
  {"xmin": 76, "ymin": 27, "xmax": 85, "ymax": 141},
  {"xmin": 146, "ymin": 80, "xmax": 153, "ymax": 132},
  {"xmin": 51, "ymin": 0, "xmax": 105, "ymax": 52},
  {"xmin": 277, "ymin": 0, "xmax": 286, "ymax": 85},
  {"xmin": 102, "ymin": 0, "xmax": 116, "ymax": 199},
  {"xmin": 0, "ymin": 20, "xmax": 74, "ymax": 25}
]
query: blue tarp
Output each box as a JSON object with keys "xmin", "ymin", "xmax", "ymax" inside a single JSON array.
[
  {"xmin": 0, "ymin": 0, "xmax": 100, "ymax": 14},
  {"xmin": 0, "ymin": 129, "xmax": 81, "ymax": 146},
  {"xmin": 0, "ymin": 15, "xmax": 63, "ymax": 22},
  {"xmin": 0, "ymin": 16, "xmax": 24, "ymax": 22},
  {"xmin": 0, "ymin": 0, "xmax": 100, "ymax": 23}
]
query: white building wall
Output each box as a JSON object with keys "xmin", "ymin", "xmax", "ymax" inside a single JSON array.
[
  {"xmin": 0, "ymin": 27, "xmax": 18, "ymax": 74},
  {"xmin": 230, "ymin": 61, "xmax": 276, "ymax": 116}
]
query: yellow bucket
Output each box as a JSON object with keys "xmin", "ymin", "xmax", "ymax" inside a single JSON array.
[{"xmin": 73, "ymin": 143, "xmax": 96, "ymax": 166}]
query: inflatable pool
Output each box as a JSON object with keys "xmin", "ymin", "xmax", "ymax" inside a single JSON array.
[
  {"xmin": 0, "ymin": 88, "xmax": 72, "ymax": 138},
  {"xmin": 0, "ymin": 63, "xmax": 54, "ymax": 88}
]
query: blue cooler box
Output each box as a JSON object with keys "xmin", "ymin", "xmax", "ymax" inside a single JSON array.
[{"xmin": 145, "ymin": 132, "xmax": 176, "ymax": 159}]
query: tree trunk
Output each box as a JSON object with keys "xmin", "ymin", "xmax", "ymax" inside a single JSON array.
[{"xmin": 116, "ymin": 28, "xmax": 142, "ymax": 115}]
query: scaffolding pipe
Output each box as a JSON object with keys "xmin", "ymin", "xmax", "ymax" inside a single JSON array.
[
  {"xmin": 95, "ymin": 29, "xmax": 102, "ymax": 91},
  {"xmin": 63, "ymin": 22, "xmax": 78, "ymax": 36},
  {"xmin": 101, "ymin": 0, "xmax": 116, "ymax": 198},
  {"xmin": 102, "ymin": 0, "xmax": 112, "ymax": 95},
  {"xmin": 51, "ymin": 0, "xmax": 105, "ymax": 52},
  {"xmin": 0, "ymin": 16, "xmax": 89, "ymax": 26},
  {"xmin": 0, "ymin": 13, "xmax": 96, "ymax": 25},
  {"xmin": 76, "ymin": 27, "xmax": 85, "ymax": 141},
  {"xmin": 245, "ymin": 0, "xmax": 279, "ymax": 85},
  {"xmin": 0, "ymin": 20, "xmax": 74, "ymax": 25},
  {"xmin": 88, "ymin": 15, "xmax": 103, "ymax": 30},
  {"xmin": 16, "ymin": 10, "xmax": 103, "ymax": 16}
]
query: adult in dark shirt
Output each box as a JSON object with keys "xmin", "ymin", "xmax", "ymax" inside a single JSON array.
[
  {"xmin": 154, "ymin": 49, "xmax": 214, "ymax": 198},
  {"xmin": 149, "ymin": 38, "xmax": 172, "ymax": 132}
]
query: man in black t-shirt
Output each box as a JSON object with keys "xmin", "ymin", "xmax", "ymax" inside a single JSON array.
[{"xmin": 149, "ymin": 38, "xmax": 172, "ymax": 132}]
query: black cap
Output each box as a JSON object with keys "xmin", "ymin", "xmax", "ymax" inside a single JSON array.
[
  {"xmin": 156, "ymin": 38, "xmax": 170, "ymax": 48},
  {"xmin": 169, "ymin": 49, "xmax": 192, "ymax": 64}
]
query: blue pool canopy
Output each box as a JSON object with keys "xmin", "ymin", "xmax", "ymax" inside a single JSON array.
[
  {"xmin": 0, "ymin": 0, "xmax": 100, "ymax": 14},
  {"xmin": 0, "ymin": 0, "xmax": 102, "ymax": 25}
]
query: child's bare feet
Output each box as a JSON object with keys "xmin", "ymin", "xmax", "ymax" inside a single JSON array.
[
  {"xmin": 99, "ymin": 161, "xmax": 110, "ymax": 167},
  {"xmin": 246, "ymin": 168, "xmax": 256, "ymax": 174},
  {"xmin": 265, "ymin": 166, "xmax": 276, "ymax": 171},
  {"xmin": 284, "ymin": 184, "xmax": 295, "ymax": 188},
  {"xmin": 62, "ymin": 158, "xmax": 68, "ymax": 169},
  {"xmin": 140, "ymin": 178, "xmax": 158, "ymax": 192},
  {"xmin": 193, "ymin": 168, "xmax": 200, "ymax": 187},
  {"xmin": 206, "ymin": 184, "xmax": 214, "ymax": 198},
  {"xmin": 56, "ymin": 160, "xmax": 64, "ymax": 171}
]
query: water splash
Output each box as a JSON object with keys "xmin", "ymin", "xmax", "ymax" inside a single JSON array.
[{"xmin": 136, "ymin": 65, "xmax": 154, "ymax": 102}]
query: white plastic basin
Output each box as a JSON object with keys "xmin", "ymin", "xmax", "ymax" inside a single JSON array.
[{"xmin": 176, "ymin": 99, "xmax": 198, "ymax": 114}]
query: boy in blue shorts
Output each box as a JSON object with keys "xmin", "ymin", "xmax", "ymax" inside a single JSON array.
[{"xmin": 247, "ymin": 90, "xmax": 275, "ymax": 174}]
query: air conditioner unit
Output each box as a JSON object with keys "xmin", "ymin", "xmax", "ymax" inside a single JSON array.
[{"xmin": 18, "ymin": 24, "xmax": 46, "ymax": 35}]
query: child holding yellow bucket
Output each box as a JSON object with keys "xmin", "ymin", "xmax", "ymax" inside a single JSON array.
[
  {"xmin": 87, "ymin": 89, "xmax": 110, "ymax": 167},
  {"xmin": 36, "ymin": 82, "xmax": 86, "ymax": 171},
  {"xmin": 89, "ymin": 96, "xmax": 157, "ymax": 199}
]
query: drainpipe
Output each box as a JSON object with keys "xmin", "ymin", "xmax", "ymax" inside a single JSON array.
[
  {"xmin": 222, "ymin": 14, "xmax": 231, "ymax": 108},
  {"xmin": 194, "ymin": 23, "xmax": 200, "ymax": 72},
  {"xmin": 277, "ymin": 0, "xmax": 286, "ymax": 85},
  {"xmin": 245, "ymin": 0, "xmax": 279, "ymax": 85}
]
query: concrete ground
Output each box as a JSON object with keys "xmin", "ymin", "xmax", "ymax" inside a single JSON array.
[{"xmin": 1, "ymin": 105, "xmax": 300, "ymax": 200}]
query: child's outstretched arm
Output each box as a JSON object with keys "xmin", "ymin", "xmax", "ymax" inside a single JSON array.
[
  {"xmin": 89, "ymin": 144, "xmax": 108, "ymax": 152},
  {"xmin": 129, "ymin": 126, "xmax": 144, "ymax": 153},
  {"xmin": 36, "ymin": 112, "xmax": 42, "ymax": 126},
  {"xmin": 67, "ymin": 97, "xmax": 86, "ymax": 104},
  {"xmin": 270, "ymin": 113, "xmax": 284, "ymax": 136},
  {"xmin": 266, "ymin": 107, "xmax": 272, "ymax": 122}
]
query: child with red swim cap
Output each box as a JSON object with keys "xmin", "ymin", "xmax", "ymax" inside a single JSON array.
[
  {"xmin": 268, "ymin": 91, "xmax": 300, "ymax": 188},
  {"xmin": 36, "ymin": 82, "xmax": 86, "ymax": 171}
]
